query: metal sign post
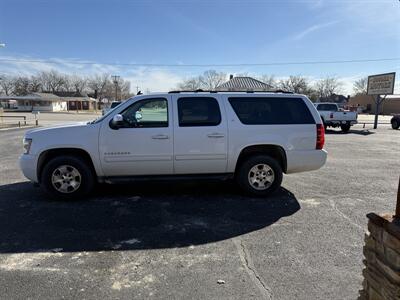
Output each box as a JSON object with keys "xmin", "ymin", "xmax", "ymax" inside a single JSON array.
[{"xmin": 367, "ymin": 72, "xmax": 396, "ymax": 129}]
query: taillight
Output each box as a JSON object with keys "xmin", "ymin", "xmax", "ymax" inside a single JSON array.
[{"xmin": 316, "ymin": 124, "xmax": 325, "ymax": 150}]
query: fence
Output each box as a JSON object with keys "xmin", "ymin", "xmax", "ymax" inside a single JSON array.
[{"xmin": 0, "ymin": 115, "xmax": 28, "ymax": 128}]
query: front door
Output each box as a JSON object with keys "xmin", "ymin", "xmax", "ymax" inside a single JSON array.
[
  {"xmin": 172, "ymin": 95, "xmax": 228, "ymax": 174},
  {"xmin": 99, "ymin": 96, "xmax": 173, "ymax": 176}
]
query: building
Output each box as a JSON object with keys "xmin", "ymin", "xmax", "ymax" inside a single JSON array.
[
  {"xmin": 216, "ymin": 75, "xmax": 271, "ymax": 91},
  {"xmin": 0, "ymin": 92, "xmax": 97, "ymax": 112},
  {"xmin": 347, "ymin": 94, "xmax": 400, "ymax": 115}
]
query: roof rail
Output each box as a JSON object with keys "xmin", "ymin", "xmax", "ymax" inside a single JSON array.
[{"xmin": 168, "ymin": 89, "xmax": 294, "ymax": 94}]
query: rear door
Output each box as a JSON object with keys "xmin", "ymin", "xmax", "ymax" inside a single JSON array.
[{"xmin": 172, "ymin": 94, "xmax": 228, "ymax": 174}]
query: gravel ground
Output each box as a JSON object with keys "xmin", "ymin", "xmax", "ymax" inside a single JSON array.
[{"xmin": 0, "ymin": 123, "xmax": 398, "ymax": 300}]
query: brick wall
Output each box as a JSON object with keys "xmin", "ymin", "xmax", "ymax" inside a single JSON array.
[{"xmin": 359, "ymin": 213, "xmax": 400, "ymax": 299}]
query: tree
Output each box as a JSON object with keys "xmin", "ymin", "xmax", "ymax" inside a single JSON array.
[
  {"xmin": 315, "ymin": 77, "xmax": 342, "ymax": 100},
  {"xmin": 12, "ymin": 76, "xmax": 30, "ymax": 96},
  {"xmin": 353, "ymin": 77, "xmax": 368, "ymax": 95},
  {"xmin": 199, "ymin": 70, "xmax": 226, "ymax": 90},
  {"xmin": 176, "ymin": 70, "xmax": 226, "ymax": 91},
  {"xmin": 279, "ymin": 75, "xmax": 311, "ymax": 94},
  {"xmin": 38, "ymin": 70, "xmax": 67, "ymax": 93},
  {"xmin": 177, "ymin": 78, "xmax": 202, "ymax": 90},
  {"xmin": 88, "ymin": 74, "xmax": 111, "ymax": 100},
  {"xmin": 258, "ymin": 75, "xmax": 277, "ymax": 89},
  {"xmin": 0, "ymin": 75, "xmax": 15, "ymax": 96}
]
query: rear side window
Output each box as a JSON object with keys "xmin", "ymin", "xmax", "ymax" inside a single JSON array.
[
  {"xmin": 316, "ymin": 104, "xmax": 338, "ymax": 111},
  {"xmin": 229, "ymin": 97, "xmax": 315, "ymax": 125},
  {"xmin": 178, "ymin": 97, "xmax": 221, "ymax": 127}
]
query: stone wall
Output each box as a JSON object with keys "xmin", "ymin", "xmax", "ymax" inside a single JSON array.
[{"xmin": 359, "ymin": 213, "xmax": 400, "ymax": 300}]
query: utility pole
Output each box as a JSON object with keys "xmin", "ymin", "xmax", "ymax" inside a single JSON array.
[{"xmin": 111, "ymin": 75, "xmax": 120, "ymax": 101}]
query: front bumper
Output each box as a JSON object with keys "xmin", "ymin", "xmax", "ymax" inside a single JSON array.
[{"xmin": 19, "ymin": 154, "xmax": 38, "ymax": 183}]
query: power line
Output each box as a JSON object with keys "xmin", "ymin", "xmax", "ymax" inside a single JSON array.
[{"xmin": 0, "ymin": 57, "xmax": 399, "ymax": 68}]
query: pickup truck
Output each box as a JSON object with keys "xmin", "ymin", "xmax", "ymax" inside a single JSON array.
[
  {"xmin": 20, "ymin": 91, "xmax": 327, "ymax": 199},
  {"xmin": 315, "ymin": 103, "xmax": 357, "ymax": 132}
]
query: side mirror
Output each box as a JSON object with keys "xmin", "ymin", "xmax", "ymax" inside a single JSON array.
[{"xmin": 110, "ymin": 114, "xmax": 123, "ymax": 129}]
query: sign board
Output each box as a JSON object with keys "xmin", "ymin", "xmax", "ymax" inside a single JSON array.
[{"xmin": 367, "ymin": 72, "xmax": 396, "ymax": 95}]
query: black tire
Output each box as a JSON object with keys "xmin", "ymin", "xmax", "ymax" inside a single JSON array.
[
  {"xmin": 341, "ymin": 123, "xmax": 351, "ymax": 133},
  {"xmin": 236, "ymin": 155, "xmax": 283, "ymax": 197},
  {"xmin": 392, "ymin": 119, "xmax": 399, "ymax": 130},
  {"xmin": 41, "ymin": 155, "xmax": 95, "ymax": 200}
]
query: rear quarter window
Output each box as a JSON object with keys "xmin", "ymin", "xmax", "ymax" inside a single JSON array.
[{"xmin": 229, "ymin": 97, "xmax": 315, "ymax": 125}]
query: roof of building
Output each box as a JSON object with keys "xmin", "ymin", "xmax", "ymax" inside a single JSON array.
[
  {"xmin": 216, "ymin": 76, "xmax": 271, "ymax": 91},
  {"xmin": 0, "ymin": 92, "xmax": 97, "ymax": 102}
]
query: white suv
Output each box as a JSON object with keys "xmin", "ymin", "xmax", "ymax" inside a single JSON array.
[{"xmin": 20, "ymin": 91, "xmax": 327, "ymax": 199}]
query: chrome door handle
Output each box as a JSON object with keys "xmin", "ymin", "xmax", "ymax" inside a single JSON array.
[
  {"xmin": 207, "ymin": 133, "xmax": 225, "ymax": 138},
  {"xmin": 152, "ymin": 134, "xmax": 169, "ymax": 139}
]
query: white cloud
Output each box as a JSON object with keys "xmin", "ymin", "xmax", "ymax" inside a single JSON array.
[{"xmin": 293, "ymin": 20, "xmax": 339, "ymax": 41}]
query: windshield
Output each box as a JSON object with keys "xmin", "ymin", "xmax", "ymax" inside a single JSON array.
[{"xmin": 317, "ymin": 104, "xmax": 338, "ymax": 111}]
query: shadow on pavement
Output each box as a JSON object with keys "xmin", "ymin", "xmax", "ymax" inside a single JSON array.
[
  {"xmin": 0, "ymin": 180, "xmax": 300, "ymax": 253},
  {"xmin": 325, "ymin": 128, "xmax": 375, "ymax": 136}
]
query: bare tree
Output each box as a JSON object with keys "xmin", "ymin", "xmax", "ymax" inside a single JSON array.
[
  {"xmin": 0, "ymin": 75, "xmax": 15, "ymax": 95},
  {"xmin": 199, "ymin": 70, "xmax": 226, "ymax": 90},
  {"xmin": 29, "ymin": 75, "xmax": 42, "ymax": 93},
  {"xmin": 258, "ymin": 75, "xmax": 277, "ymax": 89},
  {"xmin": 315, "ymin": 77, "xmax": 342, "ymax": 100},
  {"xmin": 12, "ymin": 76, "xmax": 31, "ymax": 96},
  {"xmin": 68, "ymin": 75, "xmax": 87, "ymax": 93},
  {"xmin": 88, "ymin": 74, "xmax": 111, "ymax": 100},
  {"xmin": 177, "ymin": 78, "xmax": 202, "ymax": 90},
  {"xmin": 353, "ymin": 77, "xmax": 368, "ymax": 95},
  {"xmin": 38, "ymin": 70, "xmax": 67, "ymax": 93},
  {"xmin": 279, "ymin": 75, "xmax": 311, "ymax": 94}
]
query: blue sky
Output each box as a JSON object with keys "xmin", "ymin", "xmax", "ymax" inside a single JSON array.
[{"xmin": 0, "ymin": 0, "xmax": 399, "ymax": 93}]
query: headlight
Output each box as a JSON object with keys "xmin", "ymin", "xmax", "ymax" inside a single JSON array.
[{"xmin": 23, "ymin": 138, "xmax": 32, "ymax": 154}]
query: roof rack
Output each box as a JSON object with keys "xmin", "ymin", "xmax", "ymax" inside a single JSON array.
[{"xmin": 168, "ymin": 89, "xmax": 294, "ymax": 94}]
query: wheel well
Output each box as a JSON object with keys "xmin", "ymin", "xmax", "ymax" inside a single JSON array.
[
  {"xmin": 235, "ymin": 145, "xmax": 287, "ymax": 173},
  {"xmin": 37, "ymin": 148, "xmax": 96, "ymax": 182}
]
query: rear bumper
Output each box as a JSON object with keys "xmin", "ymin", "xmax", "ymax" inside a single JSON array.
[
  {"xmin": 286, "ymin": 149, "xmax": 327, "ymax": 174},
  {"xmin": 325, "ymin": 120, "xmax": 357, "ymax": 125},
  {"xmin": 19, "ymin": 154, "xmax": 38, "ymax": 182}
]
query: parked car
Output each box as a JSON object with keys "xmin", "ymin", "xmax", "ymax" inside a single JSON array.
[
  {"xmin": 315, "ymin": 103, "xmax": 358, "ymax": 132},
  {"xmin": 102, "ymin": 101, "xmax": 121, "ymax": 115},
  {"xmin": 20, "ymin": 91, "xmax": 327, "ymax": 199},
  {"xmin": 391, "ymin": 115, "xmax": 400, "ymax": 130}
]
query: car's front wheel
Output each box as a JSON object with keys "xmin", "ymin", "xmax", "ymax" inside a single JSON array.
[
  {"xmin": 41, "ymin": 155, "xmax": 95, "ymax": 199},
  {"xmin": 236, "ymin": 155, "xmax": 283, "ymax": 197}
]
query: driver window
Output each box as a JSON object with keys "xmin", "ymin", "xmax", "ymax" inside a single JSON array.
[{"xmin": 121, "ymin": 98, "xmax": 168, "ymax": 128}]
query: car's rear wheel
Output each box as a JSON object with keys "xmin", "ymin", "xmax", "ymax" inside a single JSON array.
[
  {"xmin": 392, "ymin": 119, "xmax": 399, "ymax": 130},
  {"xmin": 341, "ymin": 123, "xmax": 351, "ymax": 133},
  {"xmin": 236, "ymin": 155, "xmax": 282, "ymax": 197},
  {"xmin": 41, "ymin": 155, "xmax": 95, "ymax": 199}
]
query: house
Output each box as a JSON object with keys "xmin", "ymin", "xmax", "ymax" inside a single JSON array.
[
  {"xmin": 0, "ymin": 92, "xmax": 97, "ymax": 112},
  {"xmin": 347, "ymin": 94, "xmax": 400, "ymax": 115},
  {"xmin": 216, "ymin": 75, "xmax": 271, "ymax": 91}
]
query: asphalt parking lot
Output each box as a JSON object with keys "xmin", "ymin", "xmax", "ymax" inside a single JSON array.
[{"xmin": 0, "ymin": 122, "xmax": 399, "ymax": 299}]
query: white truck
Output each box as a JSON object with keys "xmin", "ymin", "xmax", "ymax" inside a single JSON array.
[
  {"xmin": 20, "ymin": 91, "xmax": 327, "ymax": 199},
  {"xmin": 314, "ymin": 103, "xmax": 357, "ymax": 133}
]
